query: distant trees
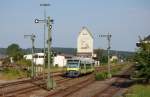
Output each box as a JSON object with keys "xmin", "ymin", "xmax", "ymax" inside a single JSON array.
[
  {"xmin": 6, "ymin": 43, "xmax": 23, "ymax": 62},
  {"xmin": 44, "ymin": 51, "xmax": 55, "ymax": 68},
  {"xmin": 134, "ymin": 42, "xmax": 150, "ymax": 80},
  {"xmin": 95, "ymin": 49, "xmax": 108, "ymax": 64}
]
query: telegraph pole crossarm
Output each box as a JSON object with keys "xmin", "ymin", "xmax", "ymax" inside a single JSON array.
[{"xmin": 99, "ymin": 32, "xmax": 112, "ymax": 78}]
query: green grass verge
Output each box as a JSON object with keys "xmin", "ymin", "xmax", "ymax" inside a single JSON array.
[
  {"xmin": 95, "ymin": 72, "xmax": 108, "ymax": 80},
  {"xmin": 44, "ymin": 67, "xmax": 65, "ymax": 73},
  {"xmin": 95, "ymin": 63, "xmax": 130, "ymax": 81},
  {"xmin": 0, "ymin": 68, "xmax": 28, "ymax": 80},
  {"xmin": 124, "ymin": 84, "xmax": 150, "ymax": 97}
]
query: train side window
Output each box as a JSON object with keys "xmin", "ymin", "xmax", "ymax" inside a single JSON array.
[
  {"xmin": 86, "ymin": 64, "xmax": 91, "ymax": 69},
  {"xmin": 39, "ymin": 56, "xmax": 44, "ymax": 58},
  {"xmin": 91, "ymin": 63, "xmax": 94, "ymax": 67},
  {"xmin": 80, "ymin": 63, "xmax": 84, "ymax": 69},
  {"xmin": 33, "ymin": 55, "xmax": 38, "ymax": 58}
]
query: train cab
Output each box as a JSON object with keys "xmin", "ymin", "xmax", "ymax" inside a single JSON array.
[{"xmin": 65, "ymin": 57, "xmax": 95, "ymax": 77}]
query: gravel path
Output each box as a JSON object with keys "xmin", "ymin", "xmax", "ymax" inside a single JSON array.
[{"xmin": 68, "ymin": 78, "xmax": 117, "ymax": 97}]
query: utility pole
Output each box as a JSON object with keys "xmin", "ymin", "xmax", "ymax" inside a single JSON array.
[
  {"xmin": 35, "ymin": 17, "xmax": 56, "ymax": 90},
  {"xmin": 47, "ymin": 16, "xmax": 55, "ymax": 90},
  {"xmin": 40, "ymin": 3, "xmax": 50, "ymax": 69},
  {"xmin": 99, "ymin": 32, "xmax": 112, "ymax": 78},
  {"xmin": 24, "ymin": 33, "xmax": 36, "ymax": 78}
]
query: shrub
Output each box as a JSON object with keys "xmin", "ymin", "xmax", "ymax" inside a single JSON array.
[
  {"xmin": 125, "ymin": 84, "xmax": 150, "ymax": 97},
  {"xmin": 16, "ymin": 59, "xmax": 32, "ymax": 67},
  {"xmin": 2, "ymin": 68, "xmax": 27, "ymax": 80},
  {"xmin": 55, "ymin": 64, "xmax": 59, "ymax": 68},
  {"xmin": 95, "ymin": 72, "xmax": 108, "ymax": 81}
]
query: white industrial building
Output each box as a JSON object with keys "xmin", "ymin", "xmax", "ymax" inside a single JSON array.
[
  {"xmin": 110, "ymin": 55, "xmax": 118, "ymax": 62},
  {"xmin": 24, "ymin": 53, "xmax": 73, "ymax": 67},
  {"xmin": 77, "ymin": 26, "xmax": 94, "ymax": 58},
  {"xmin": 53, "ymin": 54, "xmax": 73, "ymax": 67},
  {"xmin": 24, "ymin": 53, "xmax": 45, "ymax": 65},
  {"xmin": 53, "ymin": 55, "xmax": 66, "ymax": 67}
]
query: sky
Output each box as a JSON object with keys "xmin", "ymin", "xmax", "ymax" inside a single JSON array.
[{"xmin": 0, "ymin": 0, "xmax": 150, "ymax": 51}]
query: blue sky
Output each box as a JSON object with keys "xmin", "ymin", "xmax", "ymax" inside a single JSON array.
[{"xmin": 0, "ymin": 0, "xmax": 150, "ymax": 51}]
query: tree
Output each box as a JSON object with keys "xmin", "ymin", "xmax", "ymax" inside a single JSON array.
[
  {"xmin": 95, "ymin": 49, "xmax": 108, "ymax": 64},
  {"xmin": 95, "ymin": 49, "xmax": 104, "ymax": 61},
  {"xmin": 6, "ymin": 43, "xmax": 23, "ymax": 62},
  {"xmin": 134, "ymin": 42, "xmax": 150, "ymax": 80},
  {"xmin": 16, "ymin": 59, "xmax": 32, "ymax": 67}
]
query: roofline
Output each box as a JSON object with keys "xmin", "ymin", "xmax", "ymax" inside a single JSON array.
[
  {"xmin": 143, "ymin": 35, "xmax": 150, "ymax": 41},
  {"xmin": 78, "ymin": 26, "xmax": 94, "ymax": 38}
]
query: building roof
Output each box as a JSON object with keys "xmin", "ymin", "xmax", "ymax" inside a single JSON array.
[
  {"xmin": 143, "ymin": 35, "xmax": 150, "ymax": 41},
  {"xmin": 79, "ymin": 26, "xmax": 93, "ymax": 38},
  {"xmin": 136, "ymin": 35, "xmax": 150, "ymax": 47},
  {"xmin": 57, "ymin": 53, "xmax": 74, "ymax": 57},
  {"xmin": 0, "ymin": 54, "xmax": 7, "ymax": 59}
]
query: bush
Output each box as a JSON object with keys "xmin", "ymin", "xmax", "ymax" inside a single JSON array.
[
  {"xmin": 95, "ymin": 72, "xmax": 108, "ymax": 81},
  {"xmin": 55, "ymin": 64, "xmax": 59, "ymax": 68},
  {"xmin": 134, "ymin": 43, "xmax": 150, "ymax": 80},
  {"xmin": 16, "ymin": 59, "xmax": 32, "ymax": 67},
  {"xmin": 2, "ymin": 68, "xmax": 27, "ymax": 80},
  {"xmin": 125, "ymin": 84, "xmax": 150, "ymax": 97}
]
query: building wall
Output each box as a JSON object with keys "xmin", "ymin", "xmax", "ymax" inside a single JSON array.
[
  {"xmin": 24, "ymin": 53, "xmax": 68, "ymax": 67},
  {"xmin": 110, "ymin": 56, "xmax": 118, "ymax": 62},
  {"xmin": 53, "ymin": 55, "xmax": 67, "ymax": 67},
  {"xmin": 77, "ymin": 27, "xmax": 93, "ymax": 56},
  {"xmin": 24, "ymin": 53, "xmax": 44, "ymax": 65}
]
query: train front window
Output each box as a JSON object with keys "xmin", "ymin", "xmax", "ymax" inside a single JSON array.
[{"xmin": 67, "ymin": 63, "xmax": 79, "ymax": 68}]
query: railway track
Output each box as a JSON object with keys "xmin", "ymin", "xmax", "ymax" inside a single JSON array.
[
  {"xmin": 48, "ymin": 64, "xmax": 133, "ymax": 97},
  {"xmin": 0, "ymin": 72, "xmax": 65, "ymax": 97},
  {"xmin": 92, "ymin": 65, "xmax": 133, "ymax": 97},
  {"xmin": 0, "ymin": 76, "xmax": 49, "ymax": 96},
  {"xmin": 0, "ymin": 64, "xmax": 128, "ymax": 97},
  {"xmin": 0, "ymin": 65, "xmax": 109, "ymax": 88},
  {"xmin": 0, "ymin": 71, "xmax": 62, "ymax": 87},
  {"xmin": 92, "ymin": 78, "xmax": 126, "ymax": 97},
  {"xmin": 46, "ymin": 74, "xmax": 95, "ymax": 97}
]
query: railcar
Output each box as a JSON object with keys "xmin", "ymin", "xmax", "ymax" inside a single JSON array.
[{"xmin": 65, "ymin": 57, "xmax": 95, "ymax": 77}]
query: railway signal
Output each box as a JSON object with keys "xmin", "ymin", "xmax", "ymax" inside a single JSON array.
[
  {"xmin": 35, "ymin": 3, "xmax": 56, "ymax": 89},
  {"xmin": 40, "ymin": 3, "xmax": 50, "ymax": 71},
  {"xmin": 35, "ymin": 3, "xmax": 50, "ymax": 70},
  {"xmin": 47, "ymin": 16, "xmax": 56, "ymax": 90},
  {"xmin": 24, "ymin": 33, "xmax": 36, "ymax": 78},
  {"xmin": 35, "ymin": 3, "xmax": 50, "ymax": 81},
  {"xmin": 99, "ymin": 32, "xmax": 112, "ymax": 78},
  {"xmin": 35, "ymin": 16, "xmax": 56, "ymax": 90}
]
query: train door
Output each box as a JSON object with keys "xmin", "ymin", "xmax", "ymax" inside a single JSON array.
[{"xmin": 80, "ymin": 62, "xmax": 85, "ymax": 74}]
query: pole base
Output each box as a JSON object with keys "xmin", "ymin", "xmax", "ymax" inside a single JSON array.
[
  {"xmin": 47, "ymin": 79, "xmax": 56, "ymax": 90},
  {"xmin": 107, "ymin": 73, "xmax": 112, "ymax": 79}
]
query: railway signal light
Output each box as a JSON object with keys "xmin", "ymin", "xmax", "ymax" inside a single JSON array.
[
  {"xmin": 46, "ymin": 16, "xmax": 56, "ymax": 90},
  {"xmin": 24, "ymin": 33, "xmax": 36, "ymax": 78},
  {"xmin": 35, "ymin": 19, "xmax": 39, "ymax": 23}
]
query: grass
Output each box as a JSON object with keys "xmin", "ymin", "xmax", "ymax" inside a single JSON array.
[
  {"xmin": 0, "ymin": 68, "xmax": 28, "ymax": 80},
  {"xmin": 95, "ymin": 63, "xmax": 130, "ymax": 81},
  {"xmin": 110, "ymin": 66, "xmax": 122, "ymax": 75},
  {"xmin": 124, "ymin": 84, "xmax": 150, "ymax": 97},
  {"xmin": 95, "ymin": 66, "xmax": 121, "ymax": 81},
  {"xmin": 95, "ymin": 72, "xmax": 108, "ymax": 80},
  {"xmin": 44, "ymin": 66, "xmax": 66, "ymax": 73},
  {"xmin": 50, "ymin": 67, "xmax": 65, "ymax": 72}
]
